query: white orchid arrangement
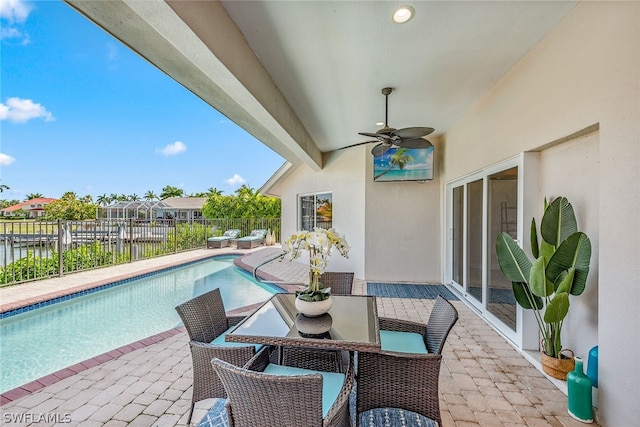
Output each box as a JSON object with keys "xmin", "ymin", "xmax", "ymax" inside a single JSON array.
[{"xmin": 281, "ymin": 227, "xmax": 350, "ymax": 301}]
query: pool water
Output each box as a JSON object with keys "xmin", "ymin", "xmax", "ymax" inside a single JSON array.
[{"xmin": 0, "ymin": 256, "xmax": 278, "ymax": 394}]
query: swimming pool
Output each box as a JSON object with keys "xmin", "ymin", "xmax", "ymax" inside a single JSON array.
[{"xmin": 0, "ymin": 256, "xmax": 279, "ymax": 394}]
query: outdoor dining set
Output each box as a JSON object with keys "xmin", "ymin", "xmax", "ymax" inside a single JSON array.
[{"xmin": 175, "ymin": 272, "xmax": 459, "ymax": 427}]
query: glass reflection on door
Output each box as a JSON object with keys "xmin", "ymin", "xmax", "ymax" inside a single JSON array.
[
  {"xmin": 451, "ymin": 185, "xmax": 464, "ymax": 288},
  {"xmin": 466, "ymin": 179, "xmax": 483, "ymax": 304},
  {"xmin": 487, "ymin": 167, "xmax": 518, "ymax": 331}
]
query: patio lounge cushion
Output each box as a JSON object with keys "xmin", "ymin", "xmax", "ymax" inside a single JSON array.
[
  {"xmin": 358, "ymin": 408, "xmax": 438, "ymax": 427},
  {"xmin": 238, "ymin": 229, "xmax": 267, "ymax": 240},
  {"xmin": 263, "ymin": 363, "xmax": 346, "ymax": 418},
  {"xmin": 380, "ymin": 330, "xmax": 428, "ymax": 354},
  {"xmin": 208, "ymin": 230, "xmax": 240, "ymax": 241},
  {"xmin": 211, "ymin": 325, "xmax": 263, "ymax": 352}
]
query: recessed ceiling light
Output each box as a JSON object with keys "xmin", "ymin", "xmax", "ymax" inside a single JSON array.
[
  {"xmin": 376, "ymin": 121, "xmax": 385, "ymax": 126},
  {"xmin": 393, "ymin": 6, "xmax": 414, "ymax": 24}
]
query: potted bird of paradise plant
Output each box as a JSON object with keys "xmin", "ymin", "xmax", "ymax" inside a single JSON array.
[{"xmin": 495, "ymin": 196, "xmax": 592, "ymax": 380}]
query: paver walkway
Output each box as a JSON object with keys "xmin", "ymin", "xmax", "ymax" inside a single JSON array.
[{"xmin": 0, "ymin": 248, "xmax": 598, "ymax": 426}]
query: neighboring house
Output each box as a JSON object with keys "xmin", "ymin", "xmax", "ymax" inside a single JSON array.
[
  {"xmin": 103, "ymin": 200, "xmax": 165, "ymax": 220},
  {"xmin": 103, "ymin": 197, "xmax": 207, "ymax": 221},
  {"xmin": 61, "ymin": 2, "xmax": 640, "ymax": 424},
  {"xmin": 154, "ymin": 197, "xmax": 207, "ymax": 220},
  {"xmin": 0, "ymin": 198, "xmax": 57, "ymax": 218}
]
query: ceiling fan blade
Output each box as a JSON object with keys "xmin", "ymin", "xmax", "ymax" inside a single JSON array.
[
  {"xmin": 396, "ymin": 138, "xmax": 434, "ymax": 149},
  {"xmin": 336, "ymin": 140, "xmax": 378, "ymax": 151},
  {"xmin": 371, "ymin": 143, "xmax": 393, "ymax": 156},
  {"xmin": 392, "ymin": 127, "xmax": 435, "ymax": 139},
  {"xmin": 358, "ymin": 132, "xmax": 391, "ymax": 141}
]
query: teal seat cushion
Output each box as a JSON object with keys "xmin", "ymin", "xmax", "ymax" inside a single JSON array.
[
  {"xmin": 239, "ymin": 230, "xmax": 266, "ymax": 241},
  {"xmin": 208, "ymin": 230, "xmax": 240, "ymax": 241},
  {"xmin": 238, "ymin": 236, "xmax": 262, "ymax": 242},
  {"xmin": 211, "ymin": 326, "xmax": 263, "ymax": 352},
  {"xmin": 380, "ymin": 330, "xmax": 428, "ymax": 354},
  {"xmin": 263, "ymin": 363, "xmax": 346, "ymax": 418}
]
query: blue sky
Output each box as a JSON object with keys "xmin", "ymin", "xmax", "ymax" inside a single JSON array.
[{"xmin": 0, "ymin": 0, "xmax": 285, "ymax": 201}]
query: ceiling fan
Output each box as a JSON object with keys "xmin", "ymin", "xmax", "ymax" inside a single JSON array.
[{"xmin": 340, "ymin": 87, "xmax": 435, "ymax": 156}]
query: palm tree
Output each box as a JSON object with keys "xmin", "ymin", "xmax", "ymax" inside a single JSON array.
[
  {"xmin": 96, "ymin": 194, "xmax": 110, "ymax": 206},
  {"xmin": 208, "ymin": 187, "xmax": 224, "ymax": 196},
  {"xmin": 128, "ymin": 194, "xmax": 140, "ymax": 201},
  {"xmin": 374, "ymin": 148, "xmax": 415, "ymax": 180},
  {"xmin": 160, "ymin": 185, "xmax": 184, "ymax": 199},
  {"xmin": 144, "ymin": 190, "xmax": 158, "ymax": 201},
  {"xmin": 25, "ymin": 193, "xmax": 43, "ymax": 200},
  {"xmin": 96, "ymin": 194, "xmax": 110, "ymax": 219},
  {"xmin": 0, "ymin": 180, "xmax": 8, "ymax": 193},
  {"xmin": 235, "ymin": 184, "xmax": 256, "ymax": 200}
]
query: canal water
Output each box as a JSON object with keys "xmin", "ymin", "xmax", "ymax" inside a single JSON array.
[{"xmin": 0, "ymin": 244, "xmax": 52, "ymax": 264}]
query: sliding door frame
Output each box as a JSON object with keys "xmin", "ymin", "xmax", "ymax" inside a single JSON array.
[{"xmin": 444, "ymin": 153, "xmax": 540, "ymax": 350}]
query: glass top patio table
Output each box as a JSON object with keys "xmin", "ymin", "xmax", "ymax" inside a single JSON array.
[{"xmin": 225, "ymin": 293, "xmax": 381, "ymax": 353}]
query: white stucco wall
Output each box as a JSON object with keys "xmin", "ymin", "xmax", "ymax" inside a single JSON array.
[
  {"xmin": 442, "ymin": 2, "xmax": 639, "ymax": 425},
  {"xmin": 276, "ymin": 148, "xmax": 367, "ymax": 278},
  {"xmin": 277, "ymin": 139, "xmax": 444, "ymax": 284},
  {"xmin": 364, "ymin": 138, "xmax": 443, "ymax": 283},
  {"xmin": 538, "ymin": 131, "xmax": 599, "ymax": 363}
]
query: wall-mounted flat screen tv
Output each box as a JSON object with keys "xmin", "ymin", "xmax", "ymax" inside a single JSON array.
[{"xmin": 373, "ymin": 146, "xmax": 434, "ymax": 182}]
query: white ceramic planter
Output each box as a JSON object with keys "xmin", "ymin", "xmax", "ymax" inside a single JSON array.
[{"xmin": 295, "ymin": 294, "xmax": 333, "ymax": 317}]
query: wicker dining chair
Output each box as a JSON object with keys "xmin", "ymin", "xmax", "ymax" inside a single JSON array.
[
  {"xmin": 379, "ymin": 295, "xmax": 459, "ymax": 355},
  {"xmin": 212, "ymin": 347, "xmax": 354, "ymax": 427},
  {"xmin": 355, "ymin": 295, "xmax": 458, "ymax": 426},
  {"xmin": 319, "ymin": 272, "xmax": 355, "ymax": 295},
  {"xmin": 175, "ymin": 288, "xmax": 257, "ymax": 424}
]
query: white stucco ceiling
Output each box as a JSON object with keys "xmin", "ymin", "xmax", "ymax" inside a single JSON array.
[{"xmin": 66, "ymin": 0, "xmax": 578, "ymax": 169}]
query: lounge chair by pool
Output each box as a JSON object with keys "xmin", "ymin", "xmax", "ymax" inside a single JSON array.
[
  {"xmin": 207, "ymin": 229, "xmax": 241, "ymax": 248},
  {"xmin": 236, "ymin": 229, "xmax": 267, "ymax": 249}
]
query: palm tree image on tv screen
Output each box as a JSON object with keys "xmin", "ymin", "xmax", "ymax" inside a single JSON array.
[{"xmin": 373, "ymin": 146, "xmax": 434, "ymax": 182}]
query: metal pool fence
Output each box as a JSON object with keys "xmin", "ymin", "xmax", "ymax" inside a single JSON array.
[{"xmin": 0, "ymin": 218, "xmax": 280, "ymax": 287}]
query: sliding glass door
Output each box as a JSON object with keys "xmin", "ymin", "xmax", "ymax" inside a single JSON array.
[
  {"xmin": 448, "ymin": 175, "xmax": 484, "ymax": 311},
  {"xmin": 446, "ymin": 160, "xmax": 520, "ymax": 339},
  {"xmin": 487, "ymin": 168, "xmax": 518, "ymax": 331}
]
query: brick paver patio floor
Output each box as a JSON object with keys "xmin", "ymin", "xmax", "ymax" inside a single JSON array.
[{"xmin": 0, "ymin": 248, "xmax": 598, "ymax": 426}]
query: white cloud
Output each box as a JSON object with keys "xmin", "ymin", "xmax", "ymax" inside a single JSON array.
[
  {"xmin": 0, "ymin": 0, "xmax": 32, "ymax": 23},
  {"xmin": 0, "ymin": 97, "xmax": 54, "ymax": 123},
  {"xmin": 158, "ymin": 141, "xmax": 187, "ymax": 156},
  {"xmin": 0, "ymin": 25, "xmax": 29, "ymax": 44},
  {"xmin": 0, "ymin": 26, "xmax": 20, "ymax": 38},
  {"xmin": 225, "ymin": 173, "xmax": 246, "ymax": 186},
  {"xmin": 0, "ymin": 152, "xmax": 16, "ymax": 166},
  {"xmin": 0, "ymin": 0, "xmax": 31, "ymax": 44}
]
